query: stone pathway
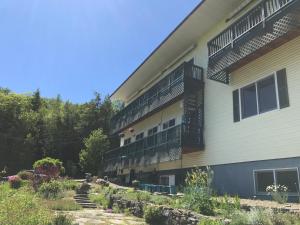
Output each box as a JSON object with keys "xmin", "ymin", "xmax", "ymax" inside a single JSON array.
[{"xmin": 66, "ymin": 209, "xmax": 147, "ymax": 225}]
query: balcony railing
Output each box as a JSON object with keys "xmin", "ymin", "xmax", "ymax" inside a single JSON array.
[
  {"xmin": 105, "ymin": 124, "xmax": 182, "ymax": 172},
  {"xmin": 111, "ymin": 62, "xmax": 203, "ymax": 134},
  {"xmin": 207, "ymin": 0, "xmax": 300, "ymax": 83}
]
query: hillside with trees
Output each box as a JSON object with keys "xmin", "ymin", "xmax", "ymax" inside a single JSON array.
[{"xmin": 0, "ymin": 88, "xmax": 114, "ymax": 176}]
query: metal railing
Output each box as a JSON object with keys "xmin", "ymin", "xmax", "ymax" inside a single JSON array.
[
  {"xmin": 110, "ymin": 62, "xmax": 203, "ymax": 134},
  {"xmin": 208, "ymin": 0, "xmax": 295, "ymax": 57},
  {"xmin": 105, "ymin": 124, "xmax": 182, "ymax": 171}
]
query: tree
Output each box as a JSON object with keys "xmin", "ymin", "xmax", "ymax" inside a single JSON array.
[{"xmin": 79, "ymin": 129, "xmax": 109, "ymax": 175}]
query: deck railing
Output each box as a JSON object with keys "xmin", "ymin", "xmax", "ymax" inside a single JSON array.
[
  {"xmin": 110, "ymin": 62, "xmax": 203, "ymax": 134},
  {"xmin": 208, "ymin": 0, "xmax": 295, "ymax": 57},
  {"xmin": 105, "ymin": 124, "xmax": 182, "ymax": 172}
]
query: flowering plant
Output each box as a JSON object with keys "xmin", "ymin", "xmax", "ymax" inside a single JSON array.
[
  {"xmin": 33, "ymin": 157, "xmax": 65, "ymax": 179},
  {"xmin": 8, "ymin": 175, "xmax": 22, "ymax": 189},
  {"xmin": 266, "ymin": 184, "xmax": 288, "ymax": 204}
]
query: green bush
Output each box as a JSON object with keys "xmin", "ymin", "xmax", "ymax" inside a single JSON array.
[
  {"xmin": 33, "ymin": 157, "xmax": 65, "ymax": 179},
  {"xmin": 17, "ymin": 170, "xmax": 34, "ymax": 180},
  {"xmin": 144, "ymin": 205, "xmax": 166, "ymax": 225},
  {"xmin": 230, "ymin": 208, "xmax": 273, "ymax": 225},
  {"xmin": 38, "ymin": 180, "xmax": 63, "ymax": 199},
  {"xmin": 52, "ymin": 214, "xmax": 74, "ymax": 225},
  {"xmin": 183, "ymin": 186, "xmax": 215, "ymax": 216},
  {"xmin": 60, "ymin": 179, "xmax": 79, "ymax": 190},
  {"xmin": 0, "ymin": 185, "xmax": 53, "ymax": 225},
  {"xmin": 215, "ymin": 195, "xmax": 240, "ymax": 217},
  {"xmin": 182, "ymin": 167, "xmax": 216, "ymax": 215},
  {"xmin": 198, "ymin": 218, "xmax": 224, "ymax": 225},
  {"xmin": 89, "ymin": 186, "xmax": 115, "ymax": 209}
]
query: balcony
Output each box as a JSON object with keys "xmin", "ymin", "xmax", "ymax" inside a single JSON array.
[
  {"xmin": 110, "ymin": 62, "xmax": 204, "ymax": 134},
  {"xmin": 104, "ymin": 123, "xmax": 203, "ymax": 172},
  {"xmin": 207, "ymin": 0, "xmax": 300, "ymax": 84}
]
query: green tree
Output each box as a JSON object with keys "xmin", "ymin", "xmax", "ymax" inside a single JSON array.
[{"xmin": 79, "ymin": 129, "xmax": 109, "ymax": 175}]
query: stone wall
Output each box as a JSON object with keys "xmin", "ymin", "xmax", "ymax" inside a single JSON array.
[{"xmin": 111, "ymin": 196, "xmax": 213, "ymax": 225}]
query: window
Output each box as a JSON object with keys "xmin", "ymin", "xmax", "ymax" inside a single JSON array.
[
  {"xmin": 169, "ymin": 119, "xmax": 176, "ymax": 127},
  {"xmin": 254, "ymin": 168, "xmax": 299, "ymax": 194},
  {"xmin": 241, "ymin": 83, "xmax": 257, "ymax": 118},
  {"xmin": 257, "ymin": 76, "xmax": 277, "ymax": 113},
  {"xmin": 163, "ymin": 118, "xmax": 176, "ymax": 130},
  {"xmin": 135, "ymin": 132, "xmax": 144, "ymax": 141},
  {"xmin": 276, "ymin": 170, "xmax": 299, "ymax": 193},
  {"xmin": 124, "ymin": 138, "xmax": 131, "ymax": 146},
  {"xmin": 255, "ymin": 170, "xmax": 274, "ymax": 193},
  {"xmin": 148, "ymin": 126, "xmax": 158, "ymax": 136},
  {"xmin": 160, "ymin": 176, "xmax": 169, "ymax": 186},
  {"xmin": 233, "ymin": 69, "xmax": 289, "ymax": 122}
]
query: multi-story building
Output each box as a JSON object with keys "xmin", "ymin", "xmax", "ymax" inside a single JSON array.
[{"xmin": 104, "ymin": 0, "xmax": 300, "ymax": 198}]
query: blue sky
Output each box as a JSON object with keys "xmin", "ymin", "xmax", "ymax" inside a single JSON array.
[{"xmin": 0, "ymin": 0, "xmax": 200, "ymax": 103}]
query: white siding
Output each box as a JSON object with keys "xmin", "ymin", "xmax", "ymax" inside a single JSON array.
[{"xmin": 199, "ymin": 36, "xmax": 300, "ymax": 166}]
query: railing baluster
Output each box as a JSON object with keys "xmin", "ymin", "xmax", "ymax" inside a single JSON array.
[{"xmin": 208, "ymin": 0, "xmax": 296, "ymax": 58}]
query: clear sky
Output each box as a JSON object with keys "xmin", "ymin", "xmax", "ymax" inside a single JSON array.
[{"xmin": 0, "ymin": 0, "xmax": 200, "ymax": 103}]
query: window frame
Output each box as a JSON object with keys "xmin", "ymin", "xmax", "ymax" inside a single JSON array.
[
  {"xmin": 253, "ymin": 167, "xmax": 300, "ymax": 196},
  {"xmin": 236, "ymin": 72, "xmax": 281, "ymax": 121}
]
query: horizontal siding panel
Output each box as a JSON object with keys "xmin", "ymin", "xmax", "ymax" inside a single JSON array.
[{"xmin": 200, "ymin": 36, "xmax": 300, "ymax": 166}]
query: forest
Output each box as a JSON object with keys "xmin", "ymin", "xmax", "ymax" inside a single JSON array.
[{"xmin": 0, "ymin": 87, "xmax": 115, "ymax": 176}]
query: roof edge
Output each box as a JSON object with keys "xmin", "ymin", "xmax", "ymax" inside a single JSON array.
[{"xmin": 110, "ymin": 0, "xmax": 206, "ymax": 99}]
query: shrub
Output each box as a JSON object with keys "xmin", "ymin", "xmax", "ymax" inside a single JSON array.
[
  {"xmin": 33, "ymin": 157, "xmax": 65, "ymax": 179},
  {"xmin": 215, "ymin": 195, "xmax": 240, "ymax": 217},
  {"xmin": 17, "ymin": 170, "xmax": 34, "ymax": 180},
  {"xmin": 136, "ymin": 191, "xmax": 151, "ymax": 202},
  {"xmin": 266, "ymin": 184, "xmax": 288, "ymax": 204},
  {"xmin": 52, "ymin": 214, "xmax": 74, "ymax": 225},
  {"xmin": 60, "ymin": 179, "xmax": 79, "ymax": 190},
  {"xmin": 271, "ymin": 212, "xmax": 300, "ymax": 225},
  {"xmin": 0, "ymin": 186, "xmax": 53, "ymax": 225},
  {"xmin": 38, "ymin": 180, "xmax": 63, "ymax": 199},
  {"xmin": 76, "ymin": 182, "xmax": 90, "ymax": 194},
  {"xmin": 182, "ymin": 167, "xmax": 216, "ymax": 215},
  {"xmin": 198, "ymin": 218, "xmax": 224, "ymax": 225},
  {"xmin": 8, "ymin": 175, "xmax": 22, "ymax": 189},
  {"xmin": 230, "ymin": 208, "xmax": 273, "ymax": 225},
  {"xmin": 183, "ymin": 186, "xmax": 215, "ymax": 216},
  {"xmin": 144, "ymin": 205, "xmax": 166, "ymax": 225}
]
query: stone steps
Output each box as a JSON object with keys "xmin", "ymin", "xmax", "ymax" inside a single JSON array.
[{"xmin": 74, "ymin": 194, "xmax": 97, "ymax": 209}]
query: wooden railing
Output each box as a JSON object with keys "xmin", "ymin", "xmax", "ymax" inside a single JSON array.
[
  {"xmin": 110, "ymin": 62, "xmax": 203, "ymax": 134},
  {"xmin": 208, "ymin": 0, "xmax": 295, "ymax": 57}
]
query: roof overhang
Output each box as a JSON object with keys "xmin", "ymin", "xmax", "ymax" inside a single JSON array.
[{"xmin": 110, "ymin": 0, "xmax": 243, "ymax": 102}]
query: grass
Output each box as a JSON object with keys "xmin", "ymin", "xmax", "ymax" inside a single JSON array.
[
  {"xmin": 44, "ymin": 199, "xmax": 82, "ymax": 211},
  {"xmin": 0, "ymin": 183, "xmax": 53, "ymax": 225}
]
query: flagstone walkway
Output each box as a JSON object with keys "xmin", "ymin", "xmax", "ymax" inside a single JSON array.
[{"xmin": 66, "ymin": 209, "xmax": 147, "ymax": 225}]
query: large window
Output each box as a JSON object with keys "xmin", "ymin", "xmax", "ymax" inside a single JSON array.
[
  {"xmin": 233, "ymin": 69, "xmax": 289, "ymax": 122},
  {"xmin": 254, "ymin": 168, "xmax": 299, "ymax": 194}
]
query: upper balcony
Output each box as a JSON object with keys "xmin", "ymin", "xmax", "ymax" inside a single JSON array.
[
  {"xmin": 110, "ymin": 62, "xmax": 204, "ymax": 134},
  {"xmin": 207, "ymin": 0, "xmax": 300, "ymax": 84}
]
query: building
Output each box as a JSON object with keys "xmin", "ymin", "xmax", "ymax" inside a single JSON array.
[{"xmin": 104, "ymin": 0, "xmax": 300, "ymax": 199}]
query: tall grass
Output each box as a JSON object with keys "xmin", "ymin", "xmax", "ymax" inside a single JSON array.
[{"xmin": 0, "ymin": 183, "xmax": 53, "ymax": 225}]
